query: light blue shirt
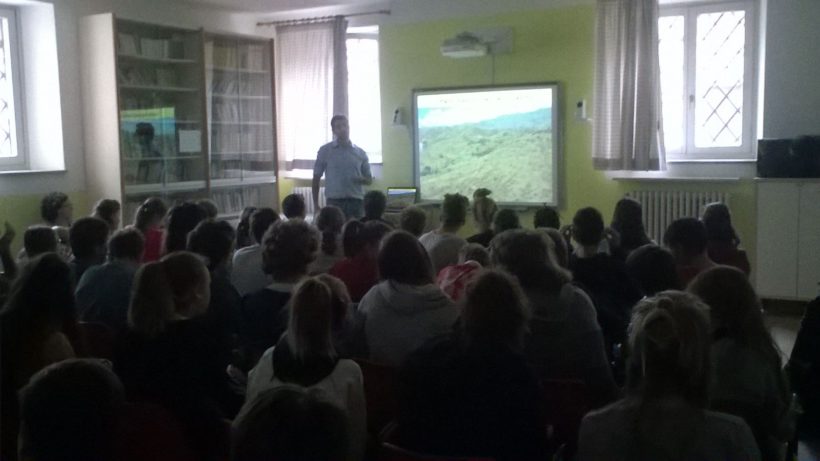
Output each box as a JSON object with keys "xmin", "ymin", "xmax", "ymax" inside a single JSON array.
[{"xmin": 314, "ymin": 140, "xmax": 372, "ymax": 200}]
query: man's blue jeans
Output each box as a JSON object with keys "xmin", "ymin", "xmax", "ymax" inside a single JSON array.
[{"xmin": 326, "ymin": 198, "xmax": 364, "ymax": 220}]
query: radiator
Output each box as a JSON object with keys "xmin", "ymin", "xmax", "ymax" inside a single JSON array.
[
  {"xmin": 625, "ymin": 190, "xmax": 730, "ymax": 244},
  {"xmin": 292, "ymin": 186, "xmax": 326, "ymax": 216}
]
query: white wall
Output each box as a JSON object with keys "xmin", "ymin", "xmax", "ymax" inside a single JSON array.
[{"xmin": 762, "ymin": 0, "xmax": 820, "ymax": 139}]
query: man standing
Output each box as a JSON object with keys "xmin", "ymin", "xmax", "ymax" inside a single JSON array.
[{"xmin": 313, "ymin": 115, "xmax": 373, "ymax": 219}]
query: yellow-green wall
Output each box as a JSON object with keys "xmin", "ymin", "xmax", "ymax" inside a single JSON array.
[{"xmin": 0, "ymin": 192, "xmax": 89, "ymax": 254}]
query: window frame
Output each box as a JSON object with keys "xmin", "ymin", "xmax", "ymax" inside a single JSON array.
[
  {"xmin": 346, "ymin": 27, "xmax": 382, "ymax": 164},
  {"xmin": 661, "ymin": 0, "xmax": 758, "ymax": 161},
  {"xmin": 0, "ymin": 5, "xmax": 27, "ymax": 169}
]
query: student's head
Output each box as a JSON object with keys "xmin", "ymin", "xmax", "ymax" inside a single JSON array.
[
  {"xmin": 232, "ymin": 385, "xmax": 348, "ymax": 461},
  {"xmin": 24, "ymin": 226, "xmax": 58, "ymax": 258},
  {"xmin": 108, "ymin": 227, "xmax": 145, "ymax": 262},
  {"xmin": 262, "ymin": 220, "xmax": 319, "ymax": 281},
  {"xmin": 196, "ymin": 199, "xmax": 219, "ymax": 220},
  {"xmin": 493, "ymin": 209, "xmax": 520, "ymax": 234},
  {"xmin": 164, "ymin": 202, "xmax": 207, "ymax": 254},
  {"xmin": 490, "ymin": 229, "xmax": 570, "ymax": 293},
  {"xmin": 316, "ymin": 206, "xmax": 345, "ymax": 256},
  {"xmin": 314, "ymin": 274, "xmax": 352, "ymax": 332},
  {"xmin": 129, "ymin": 251, "xmax": 210, "ymax": 337},
  {"xmin": 626, "ymin": 244, "xmax": 681, "ymax": 296},
  {"xmin": 288, "ymin": 277, "xmax": 336, "ymax": 360},
  {"xmin": 282, "ymin": 194, "xmax": 307, "ymax": 219},
  {"xmin": 627, "ymin": 291, "xmax": 711, "ymax": 407},
  {"xmin": 612, "ymin": 198, "xmax": 649, "ymax": 249},
  {"xmin": 572, "ymin": 207, "xmax": 604, "ymax": 247},
  {"xmin": 378, "ymin": 230, "xmax": 434, "ymax": 285},
  {"xmin": 18, "ymin": 359, "xmax": 126, "ymax": 461},
  {"xmin": 41, "ymin": 192, "xmax": 72, "ymax": 226},
  {"xmin": 250, "ymin": 208, "xmax": 280, "ymax": 245},
  {"xmin": 399, "ymin": 206, "xmax": 427, "ymax": 237},
  {"xmin": 187, "ymin": 220, "xmax": 235, "ymax": 271},
  {"xmin": 701, "ymin": 202, "xmax": 739, "ymax": 245},
  {"xmin": 472, "ymin": 188, "xmax": 497, "ymax": 230},
  {"xmin": 236, "ymin": 206, "xmax": 258, "ymax": 248},
  {"xmin": 341, "ymin": 220, "xmax": 391, "ymax": 259},
  {"xmin": 363, "ymin": 190, "xmax": 387, "ymax": 220},
  {"xmin": 537, "ymin": 227, "xmax": 569, "ymax": 269},
  {"xmin": 459, "ymin": 243, "xmax": 490, "ymax": 267},
  {"xmin": 330, "ymin": 114, "xmax": 350, "ymax": 142},
  {"xmin": 92, "ymin": 199, "xmax": 121, "ymax": 233},
  {"xmin": 69, "ymin": 217, "xmax": 110, "ymax": 264},
  {"xmin": 134, "ymin": 197, "xmax": 167, "ymax": 232},
  {"xmin": 441, "ymin": 193, "xmax": 469, "ymax": 229},
  {"xmin": 663, "ymin": 217, "xmax": 708, "ymax": 262},
  {"xmin": 462, "ymin": 270, "xmax": 530, "ymax": 350},
  {"xmin": 534, "ymin": 206, "xmax": 561, "ymax": 229}
]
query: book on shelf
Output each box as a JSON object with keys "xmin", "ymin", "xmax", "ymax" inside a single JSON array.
[{"xmin": 118, "ymin": 33, "xmax": 138, "ymax": 55}]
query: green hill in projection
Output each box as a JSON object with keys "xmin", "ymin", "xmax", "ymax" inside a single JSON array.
[{"xmin": 418, "ymin": 108, "xmax": 553, "ymax": 204}]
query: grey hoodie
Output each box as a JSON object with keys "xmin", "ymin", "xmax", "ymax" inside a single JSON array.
[{"xmin": 357, "ymin": 280, "xmax": 459, "ymax": 367}]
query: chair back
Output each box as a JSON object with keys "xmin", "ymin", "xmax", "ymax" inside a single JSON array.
[
  {"xmin": 541, "ymin": 379, "xmax": 591, "ymax": 455},
  {"xmin": 114, "ymin": 402, "xmax": 199, "ymax": 461},
  {"xmin": 77, "ymin": 321, "xmax": 116, "ymax": 359},
  {"xmin": 378, "ymin": 442, "xmax": 494, "ymax": 461},
  {"xmin": 355, "ymin": 358, "xmax": 399, "ymax": 436}
]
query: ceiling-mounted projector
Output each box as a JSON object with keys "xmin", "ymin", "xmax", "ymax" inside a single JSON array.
[{"xmin": 440, "ymin": 32, "xmax": 488, "ymax": 58}]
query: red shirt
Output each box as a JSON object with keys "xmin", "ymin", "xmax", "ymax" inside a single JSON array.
[
  {"xmin": 329, "ymin": 254, "xmax": 378, "ymax": 302},
  {"xmin": 141, "ymin": 227, "xmax": 164, "ymax": 263},
  {"xmin": 436, "ymin": 261, "xmax": 483, "ymax": 303}
]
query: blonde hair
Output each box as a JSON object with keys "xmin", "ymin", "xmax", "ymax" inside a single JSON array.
[
  {"xmin": 128, "ymin": 251, "xmax": 209, "ymax": 337},
  {"xmin": 472, "ymin": 188, "xmax": 497, "ymax": 227},
  {"xmin": 287, "ymin": 278, "xmax": 336, "ymax": 360}
]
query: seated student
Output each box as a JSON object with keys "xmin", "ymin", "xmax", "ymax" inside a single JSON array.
[
  {"xmin": 310, "ymin": 206, "xmax": 346, "ymax": 275},
  {"xmin": 534, "ymin": 205, "xmax": 561, "ymax": 229},
  {"xmin": 164, "ymin": 202, "xmax": 207, "ymax": 255},
  {"xmin": 92, "ymin": 199, "xmax": 121, "ymax": 235},
  {"xmin": 610, "ymin": 197, "xmax": 652, "ymax": 260},
  {"xmin": 569, "ymin": 207, "xmax": 642, "ymax": 351},
  {"xmin": 664, "ymin": 217, "xmax": 716, "ymax": 287},
  {"xmin": 241, "ymin": 277, "xmax": 366, "ymax": 461},
  {"xmin": 689, "ymin": 267, "xmax": 793, "ymax": 460},
  {"xmin": 491, "ymin": 229, "xmax": 619, "ymax": 408},
  {"xmin": 466, "ymin": 188, "xmax": 497, "ymax": 247},
  {"xmin": 579, "ymin": 291, "xmax": 760, "ymax": 461},
  {"xmin": 361, "ymin": 190, "xmax": 393, "ymax": 226},
  {"xmin": 235, "ymin": 206, "xmax": 257, "ymax": 250},
  {"xmin": 68, "ymin": 217, "xmax": 110, "ymax": 284},
  {"xmin": 232, "ymin": 386, "xmax": 348, "ymax": 461},
  {"xmin": 282, "ymin": 193, "xmax": 307, "ymax": 220},
  {"xmin": 625, "ymin": 244, "xmax": 682, "ymax": 297},
  {"xmin": 400, "ymin": 205, "xmax": 427, "ymax": 237},
  {"xmin": 18, "ymin": 359, "xmax": 126, "ymax": 461},
  {"xmin": 436, "ymin": 243, "xmax": 489, "ymax": 302},
  {"xmin": 494, "ymin": 208, "xmax": 521, "ymax": 234},
  {"xmin": 355, "ymin": 231, "xmax": 458, "ymax": 367},
  {"xmin": 1, "ymin": 254, "xmax": 77, "ymax": 461},
  {"xmin": 28, "ymin": 192, "xmax": 72, "ymax": 263},
  {"xmin": 788, "ymin": 297, "xmax": 820, "ymax": 442},
  {"xmin": 329, "ymin": 220, "xmax": 392, "ymax": 302},
  {"xmin": 702, "ymin": 202, "xmax": 751, "ymax": 276},
  {"xmin": 397, "ymin": 270, "xmax": 548, "ymax": 461},
  {"xmin": 134, "ymin": 197, "xmax": 168, "ymax": 263},
  {"xmin": 114, "ymin": 252, "xmax": 241, "ymax": 459},
  {"xmin": 22, "ymin": 226, "xmax": 58, "ymax": 261},
  {"xmin": 196, "ymin": 199, "xmax": 219, "ymax": 220},
  {"xmin": 0, "ymin": 222, "xmax": 17, "ymax": 306},
  {"xmin": 420, "ymin": 193, "xmax": 469, "ymax": 273},
  {"xmin": 232, "ymin": 208, "xmax": 279, "ymax": 296},
  {"xmin": 76, "ymin": 227, "xmax": 144, "ymax": 331},
  {"xmin": 241, "ymin": 220, "xmax": 319, "ymax": 367}
]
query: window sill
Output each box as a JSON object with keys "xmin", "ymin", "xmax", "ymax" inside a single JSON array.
[
  {"xmin": 0, "ymin": 168, "xmax": 66, "ymax": 176},
  {"xmin": 609, "ymin": 174, "xmax": 743, "ymax": 182},
  {"xmin": 665, "ymin": 158, "xmax": 756, "ymax": 164}
]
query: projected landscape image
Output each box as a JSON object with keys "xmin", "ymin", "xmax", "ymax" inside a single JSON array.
[{"xmin": 416, "ymin": 87, "xmax": 555, "ymax": 204}]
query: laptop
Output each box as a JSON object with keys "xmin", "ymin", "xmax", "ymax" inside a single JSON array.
[{"xmin": 385, "ymin": 187, "xmax": 418, "ymax": 212}]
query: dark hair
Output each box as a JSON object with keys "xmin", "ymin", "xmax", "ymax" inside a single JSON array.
[
  {"xmin": 18, "ymin": 359, "xmax": 125, "ymax": 461},
  {"xmin": 490, "ymin": 229, "xmax": 571, "ymax": 294},
  {"xmin": 472, "ymin": 188, "xmax": 497, "ymax": 226},
  {"xmin": 612, "ymin": 198, "xmax": 651, "ymax": 251},
  {"xmin": 41, "ymin": 192, "xmax": 69, "ymax": 224},
  {"xmin": 232, "ymin": 386, "xmax": 348, "ymax": 461},
  {"xmin": 187, "ymin": 220, "xmax": 235, "ymax": 271},
  {"xmin": 108, "ymin": 227, "xmax": 145, "ymax": 261},
  {"xmin": 400, "ymin": 206, "xmax": 427, "ymax": 237},
  {"xmin": 282, "ymin": 194, "xmax": 306, "ymax": 219},
  {"xmin": 330, "ymin": 114, "xmax": 347, "ymax": 129},
  {"xmin": 24, "ymin": 226, "xmax": 58, "ymax": 258},
  {"xmin": 663, "ymin": 218, "xmax": 708, "ymax": 257},
  {"xmin": 701, "ymin": 202, "xmax": 740, "ymax": 246},
  {"xmin": 92, "ymin": 199, "xmax": 121, "ymax": 231},
  {"xmin": 378, "ymin": 231, "xmax": 435, "ymax": 285},
  {"xmin": 262, "ymin": 220, "xmax": 319, "ymax": 279},
  {"xmin": 626, "ymin": 244, "xmax": 682, "ymax": 296},
  {"xmin": 341, "ymin": 220, "xmax": 391, "ymax": 258},
  {"xmin": 236, "ymin": 206, "xmax": 258, "ymax": 249},
  {"xmin": 441, "ymin": 193, "xmax": 469, "ymax": 227},
  {"xmin": 164, "ymin": 202, "xmax": 207, "ymax": 254},
  {"xmin": 363, "ymin": 190, "xmax": 387, "ymax": 220},
  {"xmin": 462, "ymin": 270, "xmax": 530, "ymax": 349},
  {"xmin": 572, "ymin": 207, "xmax": 604, "ymax": 247},
  {"xmin": 493, "ymin": 209, "xmax": 521, "ymax": 233},
  {"xmin": 316, "ymin": 206, "xmax": 345, "ymax": 256},
  {"xmin": 69, "ymin": 217, "xmax": 110, "ymax": 260},
  {"xmin": 459, "ymin": 243, "xmax": 489, "ymax": 267},
  {"xmin": 534, "ymin": 206, "xmax": 561, "ymax": 229},
  {"xmin": 196, "ymin": 199, "xmax": 219, "ymax": 219},
  {"xmin": 250, "ymin": 208, "xmax": 280, "ymax": 245},
  {"xmin": 134, "ymin": 197, "xmax": 167, "ymax": 232}
]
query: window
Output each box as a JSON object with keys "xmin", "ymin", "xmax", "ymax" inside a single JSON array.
[
  {"xmin": 659, "ymin": 1, "xmax": 757, "ymax": 160},
  {"xmin": 347, "ymin": 26, "xmax": 382, "ymax": 163},
  {"xmin": 0, "ymin": 6, "xmax": 25, "ymax": 168}
]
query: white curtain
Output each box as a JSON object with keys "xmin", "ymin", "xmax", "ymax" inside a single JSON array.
[
  {"xmin": 592, "ymin": 0, "xmax": 665, "ymax": 171},
  {"xmin": 275, "ymin": 16, "xmax": 348, "ymax": 171}
]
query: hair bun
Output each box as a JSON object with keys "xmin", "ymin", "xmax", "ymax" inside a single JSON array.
[{"xmin": 473, "ymin": 188, "xmax": 492, "ymax": 199}]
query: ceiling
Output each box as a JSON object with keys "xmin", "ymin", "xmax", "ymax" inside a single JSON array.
[{"xmin": 182, "ymin": 0, "xmax": 385, "ymax": 13}]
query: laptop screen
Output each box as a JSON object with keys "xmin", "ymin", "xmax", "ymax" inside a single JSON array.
[{"xmin": 386, "ymin": 187, "xmax": 417, "ymax": 210}]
